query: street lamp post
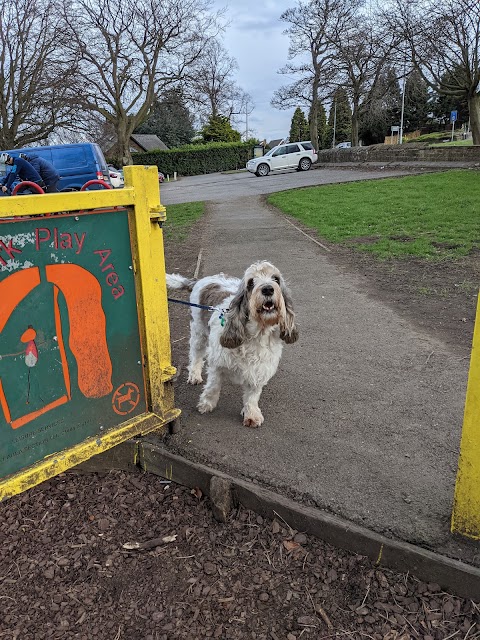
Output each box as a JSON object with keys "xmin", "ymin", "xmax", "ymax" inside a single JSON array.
[
  {"xmin": 399, "ymin": 75, "xmax": 406, "ymax": 144},
  {"xmin": 332, "ymin": 99, "xmax": 337, "ymax": 148},
  {"xmin": 399, "ymin": 56, "xmax": 407, "ymax": 145}
]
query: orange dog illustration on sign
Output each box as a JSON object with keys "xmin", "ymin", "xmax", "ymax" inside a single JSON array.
[{"xmin": 0, "ymin": 265, "xmax": 113, "ymax": 429}]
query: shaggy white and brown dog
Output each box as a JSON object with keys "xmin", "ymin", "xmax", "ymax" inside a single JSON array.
[{"xmin": 166, "ymin": 261, "xmax": 298, "ymax": 428}]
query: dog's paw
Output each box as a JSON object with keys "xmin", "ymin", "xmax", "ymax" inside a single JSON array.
[
  {"xmin": 187, "ymin": 372, "xmax": 203, "ymax": 385},
  {"xmin": 242, "ymin": 408, "xmax": 264, "ymax": 428},
  {"xmin": 197, "ymin": 398, "xmax": 216, "ymax": 413}
]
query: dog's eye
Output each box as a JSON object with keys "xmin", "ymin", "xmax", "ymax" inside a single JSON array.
[
  {"xmin": 272, "ymin": 275, "xmax": 280, "ymax": 284},
  {"xmin": 247, "ymin": 278, "xmax": 254, "ymax": 290}
]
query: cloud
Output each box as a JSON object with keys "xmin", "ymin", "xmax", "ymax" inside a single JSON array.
[
  {"xmin": 233, "ymin": 15, "xmax": 286, "ymax": 33},
  {"xmin": 215, "ymin": 0, "xmax": 298, "ymax": 140}
]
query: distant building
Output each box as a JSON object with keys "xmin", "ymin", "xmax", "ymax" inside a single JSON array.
[
  {"xmin": 266, "ymin": 139, "xmax": 284, "ymax": 150},
  {"xmin": 104, "ymin": 133, "xmax": 168, "ymax": 158},
  {"xmin": 129, "ymin": 134, "xmax": 169, "ymax": 152}
]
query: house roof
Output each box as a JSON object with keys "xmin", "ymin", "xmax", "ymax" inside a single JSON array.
[
  {"xmin": 266, "ymin": 138, "xmax": 284, "ymax": 149},
  {"xmin": 130, "ymin": 134, "xmax": 168, "ymax": 151}
]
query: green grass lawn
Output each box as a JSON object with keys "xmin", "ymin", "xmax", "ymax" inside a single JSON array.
[
  {"xmin": 409, "ymin": 131, "xmax": 473, "ymax": 145},
  {"xmin": 267, "ymin": 170, "xmax": 480, "ymax": 259},
  {"xmin": 163, "ymin": 201, "xmax": 205, "ymax": 242},
  {"xmin": 431, "ymin": 138, "xmax": 473, "ymax": 147}
]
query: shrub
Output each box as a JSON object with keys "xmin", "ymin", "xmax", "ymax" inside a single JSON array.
[{"xmin": 131, "ymin": 141, "xmax": 256, "ymax": 176}]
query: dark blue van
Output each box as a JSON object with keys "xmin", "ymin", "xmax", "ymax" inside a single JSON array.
[{"xmin": 1, "ymin": 143, "xmax": 111, "ymax": 191}]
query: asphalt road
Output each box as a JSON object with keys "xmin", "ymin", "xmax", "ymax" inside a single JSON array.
[{"xmin": 160, "ymin": 165, "xmax": 414, "ymax": 205}]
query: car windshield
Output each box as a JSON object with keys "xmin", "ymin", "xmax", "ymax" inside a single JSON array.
[{"xmin": 264, "ymin": 148, "xmax": 275, "ymax": 156}]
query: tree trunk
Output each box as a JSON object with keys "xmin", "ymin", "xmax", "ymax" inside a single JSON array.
[
  {"xmin": 116, "ymin": 120, "xmax": 134, "ymax": 166},
  {"xmin": 121, "ymin": 142, "xmax": 133, "ymax": 166},
  {"xmin": 309, "ymin": 73, "xmax": 320, "ymax": 151},
  {"xmin": 309, "ymin": 103, "xmax": 318, "ymax": 151},
  {"xmin": 468, "ymin": 94, "xmax": 480, "ymax": 145},
  {"xmin": 351, "ymin": 105, "xmax": 359, "ymax": 147},
  {"xmin": 0, "ymin": 132, "xmax": 15, "ymax": 149}
]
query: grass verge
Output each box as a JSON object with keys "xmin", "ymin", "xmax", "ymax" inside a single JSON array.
[
  {"xmin": 268, "ymin": 170, "xmax": 480, "ymax": 259},
  {"xmin": 164, "ymin": 201, "xmax": 205, "ymax": 242},
  {"xmin": 431, "ymin": 139, "xmax": 473, "ymax": 147}
]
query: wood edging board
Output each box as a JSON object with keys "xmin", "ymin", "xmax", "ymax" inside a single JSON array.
[{"xmin": 138, "ymin": 438, "xmax": 480, "ymax": 601}]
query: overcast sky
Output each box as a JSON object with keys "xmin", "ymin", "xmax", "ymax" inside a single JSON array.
[{"xmin": 214, "ymin": 0, "xmax": 298, "ymax": 143}]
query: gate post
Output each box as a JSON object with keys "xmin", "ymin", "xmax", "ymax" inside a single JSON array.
[
  {"xmin": 452, "ymin": 294, "xmax": 480, "ymax": 538},
  {"xmin": 123, "ymin": 165, "xmax": 177, "ymax": 418}
]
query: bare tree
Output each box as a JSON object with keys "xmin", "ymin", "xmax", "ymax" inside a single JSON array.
[
  {"xmin": 61, "ymin": 0, "xmax": 221, "ymax": 164},
  {"xmin": 332, "ymin": 17, "xmax": 398, "ymax": 145},
  {"xmin": 271, "ymin": 76, "xmax": 318, "ymax": 112},
  {"xmin": 0, "ymin": 0, "xmax": 77, "ymax": 148},
  {"xmin": 187, "ymin": 40, "xmax": 253, "ymax": 133},
  {"xmin": 273, "ymin": 0, "xmax": 359, "ymax": 150},
  {"xmin": 390, "ymin": 0, "xmax": 480, "ymax": 144},
  {"xmin": 48, "ymin": 113, "xmax": 114, "ymax": 146}
]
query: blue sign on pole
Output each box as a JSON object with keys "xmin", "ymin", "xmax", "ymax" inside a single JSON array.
[{"xmin": 451, "ymin": 110, "xmax": 458, "ymax": 123}]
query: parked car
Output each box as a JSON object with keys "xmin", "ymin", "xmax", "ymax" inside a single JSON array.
[
  {"xmin": 1, "ymin": 143, "xmax": 111, "ymax": 191},
  {"xmin": 336, "ymin": 142, "xmax": 352, "ymax": 148},
  {"xmin": 246, "ymin": 141, "xmax": 318, "ymax": 177},
  {"xmin": 105, "ymin": 165, "xmax": 163, "ymax": 188},
  {"xmin": 108, "ymin": 165, "xmax": 124, "ymax": 188}
]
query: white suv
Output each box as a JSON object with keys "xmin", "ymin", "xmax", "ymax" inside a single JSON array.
[{"xmin": 246, "ymin": 141, "xmax": 318, "ymax": 177}]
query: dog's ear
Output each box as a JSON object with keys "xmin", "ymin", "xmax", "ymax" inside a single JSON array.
[
  {"xmin": 220, "ymin": 282, "xmax": 249, "ymax": 349},
  {"xmin": 279, "ymin": 281, "xmax": 299, "ymax": 344}
]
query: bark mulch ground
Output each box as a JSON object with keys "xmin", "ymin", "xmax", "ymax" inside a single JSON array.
[{"xmin": 1, "ymin": 469, "xmax": 479, "ymax": 640}]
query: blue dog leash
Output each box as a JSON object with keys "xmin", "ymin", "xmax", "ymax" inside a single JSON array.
[{"xmin": 167, "ymin": 297, "xmax": 228, "ymax": 326}]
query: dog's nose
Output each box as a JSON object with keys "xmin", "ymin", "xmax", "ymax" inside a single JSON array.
[{"xmin": 262, "ymin": 284, "xmax": 274, "ymax": 296}]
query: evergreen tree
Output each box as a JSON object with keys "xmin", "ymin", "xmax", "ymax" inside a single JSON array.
[
  {"xmin": 289, "ymin": 107, "xmax": 309, "ymax": 141},
  {"xmin": 385, "ymin": 67, "xmax": 402, "ymax": 130},
  {"xmin": 403, "ymin": 71, "xmax": 430, "ymax": 132},
  {"xmin": 316, "ymin": 102, "xmax": 328, "ymax": 150},
  {"xmin": 307, "ymin": 100, "xmax": 327, "ymax": 149},
  {"xmin": 431, "ymin": 92, "xmax": 469, "ymax": 128},
  {"xmin": 430, "ymin": 67, "xmax": 469, "ymax": 127},
  {"xmin": 326, "ymin": 88, "xmax": 352, "ymax": 147},
  {"xmin": 135, "ymin": 88, "xmax": 195, "ymax": 148},
  {"xmin": 200, "ymin": 114, "xmax": 241, "ymax": 142},
  {"xmin": 359, "ymin": 67, "xmax": 401, "ymax": 145}
]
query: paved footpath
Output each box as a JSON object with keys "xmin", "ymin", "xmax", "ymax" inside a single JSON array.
[{"xmin": 166, "ymin": 193, "xmax": 475, "ymax": 565}]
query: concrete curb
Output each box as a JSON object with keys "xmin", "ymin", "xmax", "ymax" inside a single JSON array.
[
  {"xmin": 137, "ymin": 437, "xmax": 480, "ymax": 601},
  {"xmin": 312, "ymin": 161, "xmax": 479, "ymax": 172}
]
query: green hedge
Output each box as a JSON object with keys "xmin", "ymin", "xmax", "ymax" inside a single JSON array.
[{"xmin": 131, "ymin": 141, "xmax": 255, "ymax": 176}]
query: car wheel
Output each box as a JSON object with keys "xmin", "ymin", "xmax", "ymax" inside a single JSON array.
[
  {"xmin": 255, "ymin": 163, "xmax": 270, "ymax": 177},
  {"xmin": 299, "ymin": 158, "xmax": 312, "ymax": 171}
]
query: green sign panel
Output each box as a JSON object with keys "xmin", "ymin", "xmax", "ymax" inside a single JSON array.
[{"xmin": 0, "ymin": 209, "xmax": 145, "ymax": 479}]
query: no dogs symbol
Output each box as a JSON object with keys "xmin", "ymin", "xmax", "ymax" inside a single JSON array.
[{"xmin": 112, "ymin": 382, "xmax": 140, "ymax": 415}]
